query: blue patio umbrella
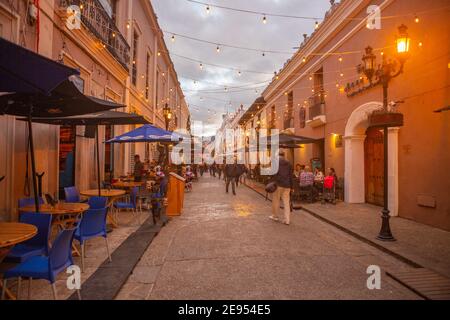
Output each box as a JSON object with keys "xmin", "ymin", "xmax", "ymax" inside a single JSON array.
[
  {"xmin": 105, "ymin": 124, "xmax": 183, "ymax": 144},
  {"xmin": 0, "ymin": 37, "xmax": 79, "ymax": 95}
]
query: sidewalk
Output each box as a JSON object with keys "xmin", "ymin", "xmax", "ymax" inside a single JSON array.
[{"xmin": 244, "ymin": 179, "xmax": 450, "ymax": 279}]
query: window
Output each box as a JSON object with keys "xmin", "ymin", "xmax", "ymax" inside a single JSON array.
[
  {"xmin": 156, "ymin": 70, "xmax": 160, "ymax": 108},
  {"xmin": 145, "ymin": 52, "xmax": 151, "ymax": 99},
  {"xmin": 285, "ymin": 91, "xmax": 294, "ymax": 129},
  {"xmin": 270, "ymin": 105, "xmax": 276, "ymax": 129},
  {"xmin": 131, "ymin": 31, "xmax": 139, "ymax": 86},
  {"xmin": 299, "ymin": 107, "xmax": 306, "ymax": 128}
]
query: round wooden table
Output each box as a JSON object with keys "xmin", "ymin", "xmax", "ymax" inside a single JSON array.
[
  {"xmin": 20, "ymin": 203, "xmax": 89, "ymax": 215},
  {"xmin": 21, "ymin": 203, "xmax": 90, "ymax": 229},
  {"xmin": 80, "ymin": 189, "xmax": 126, "ymax": 228},
  {"xmin": 112, "ymin": 181, "xmax": 144, "ymax": 189},
  {"xmin": 80, "ymin": 189, "xmax": 126, "ymax": 199},
  {"xmin": 0, "ymin": 222, "xmax": 37, "ymax": 300},
  {"xmin": 0, "ymin": 222, "xmax": 37, "ymax": 250}
]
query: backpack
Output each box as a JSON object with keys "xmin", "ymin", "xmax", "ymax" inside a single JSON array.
[{"xmin": 324, "ymin": 176, "xmax": 334, "ymax": 189}]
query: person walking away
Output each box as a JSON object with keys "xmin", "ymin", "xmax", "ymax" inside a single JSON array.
[
  {"xmin": 225, "ymin": 160, "xmax": 239, "ymax": 195},
  {"xmin": 270, "ymin": 151, "xmax": 293, "ymax": 225},
  {"xmin": 217, "ymin": 164, "xmax": 223, "ymax": 180},
  {"xmin": 134, "ymin": 155, "xmax": 144, "ymax": 182}
]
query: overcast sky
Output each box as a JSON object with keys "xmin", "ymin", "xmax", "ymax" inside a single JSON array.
[{"xmin": 152, "ymin": 0, "xmax": 332, "ymax": 136}]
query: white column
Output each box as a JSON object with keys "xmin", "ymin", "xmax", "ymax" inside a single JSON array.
[
  {"xmin": 344, "ymin": 135, "xmax": 366, "ymax": 203},
  {"xmin": 388, "ymin": 127, "xmax": 400, "ymax": 216}
]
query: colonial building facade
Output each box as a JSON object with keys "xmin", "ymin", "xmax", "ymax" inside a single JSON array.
[
  {"xmin": 234, "ymin": 0, "xmax": 449, "ymax": 230},
  {"xmin": 0, "ymin": 0, "xmax": 189, "ymax": 220}
]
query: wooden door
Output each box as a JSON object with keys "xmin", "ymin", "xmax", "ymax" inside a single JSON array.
[{"xmin": 364, "ymin": 128, "xmax": 384, "ymax": 206}]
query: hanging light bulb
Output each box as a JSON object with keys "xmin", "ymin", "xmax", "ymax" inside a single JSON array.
[
  {"xmin": 315, "ymin": 21, "xmax": 319, "ymax": 29},
  {"xmin": 414, "ymin": 15, "xmax": 419, "ymax": 23},
  {"xmin": 302, "ymin": 57, "xmax": 306, "ymax": 63},
  {"xmin": 199, "ymin": 63, "xmax": 203, "ymax": 70},
  {"xmin": 126, "ymin": 22, "xmax": 130, "ymax": 29},
  {"xmin": 238, "ymin": 71, "xmax": 242, "ymax": 76},
  {"xmin": 171, "ymin": 35, "xmax": 175, "ymax": 42},
  {"xmin": 216, "ymin": 45, "xmax": 220, "ymax": 53},
  {"xmin": 262, "ymin": 15, "xmax": 267, "ymax": 24},
  {"xmin": 338, "ymin": 57, "xmax": 343, "ymax": 62},
  {"xmin": 206, "ymin": 5, "xmax": 210, "ymax": 14}
]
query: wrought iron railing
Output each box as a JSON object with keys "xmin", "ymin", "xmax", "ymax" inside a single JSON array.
[
  {"xmin": 308, "ymin": 91, "xmax": 326, "ymax": 120},
  {"xmin": 60, "ymin": 0, "xmax": 130, "ymax": 70}
]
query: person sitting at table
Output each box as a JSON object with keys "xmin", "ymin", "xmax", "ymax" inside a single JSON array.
[
  {"xmin": 294, "ymin": 163, "xmax": 302, "ymax": 178},
  {"xmin": 155, "ymin": 165, "xmax": 165, "ymax": 178},
  {"xmin": 299, "ymin": 166, "xmax": 314, "ymax": 187},
  {"xmin": 314, "ymin": 167, "xmax": 324, "ymax": 182},
  {"xmin": 133, "ymin": 155, "xmax": 144, "ymax": 182}
]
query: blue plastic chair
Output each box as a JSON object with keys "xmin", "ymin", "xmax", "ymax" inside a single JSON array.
[
  {"xmin": 74, "ymin": 207, "xmax": 111, "ymax": 272},
  {"xmin": 88, "ymin": 196, "xmax": 107, "ymax": 209},
  {"xmin": 113, "ymin": 187, "xmax": 140, "ymax": 224},
  {"xmin": 18, "ymin": 197, "xmax": 45, "ymax": 209},
  {"xmin": 64, "ymin": 186, "xmax": 82, "ymax": 203},
  {"xmin": 1, "ymin": 228, "xmax": 79, "ymax": 300},
  {"xmin": 3, "ymin": 213, "xmax": 52, "ymax": 264}
]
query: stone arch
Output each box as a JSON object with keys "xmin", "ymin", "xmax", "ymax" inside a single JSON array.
[{"xmin": 344, "ymin": 102, "xmax": 399, "ymax": 216}]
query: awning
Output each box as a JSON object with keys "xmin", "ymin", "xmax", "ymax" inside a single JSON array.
[
  {"xmin": 0, "ymin": 37, "xmax": 79, "ymax": 95},
  {"xmin": 20, "ymin": 110, "xmax": 150, "ymax": 126}
]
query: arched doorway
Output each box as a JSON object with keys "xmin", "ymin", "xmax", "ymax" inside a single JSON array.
[
  {"xmin": 364, "ymin": 127, "xmax": 384, "ymax": 206},
  {"xmin": 344, "ymin": 102, "xmax": 399, "ymax": 216}
]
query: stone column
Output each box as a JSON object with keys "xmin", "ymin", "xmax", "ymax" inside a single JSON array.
[{"xmin": 344, "ymin": 135, "xmax": 366, "ymax": 203}]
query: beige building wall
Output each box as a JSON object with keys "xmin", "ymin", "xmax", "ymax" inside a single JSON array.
[
  {"xmin": 240, "ymin": 0, "xmax": 450, "ymax": 230},
  {"xmin": 0, "ymin": 0, "xmax": 190, "ymax": 221}
]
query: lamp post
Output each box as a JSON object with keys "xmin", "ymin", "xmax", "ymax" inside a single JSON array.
[
  {"xmin": 359, "ymin": 25, "xmax": 410, "ymax": 241},
  {"xmin": 163, "ymin": 103, "xmax": 172, "ymax": 166}
]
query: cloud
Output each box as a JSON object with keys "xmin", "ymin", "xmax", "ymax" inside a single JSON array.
[{"xmin": 152, "ymin": 0, "xmax": 331, "ymax": 136}]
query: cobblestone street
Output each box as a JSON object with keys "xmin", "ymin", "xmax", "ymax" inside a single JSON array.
[{"xmin": 117, "ymin": 175, "xmax": 420, "ymax": 300}]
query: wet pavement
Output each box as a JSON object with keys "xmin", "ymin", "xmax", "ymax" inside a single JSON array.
[{"xmin": 117, "ymin": 175, "xmax": 421, "ymax": 300}]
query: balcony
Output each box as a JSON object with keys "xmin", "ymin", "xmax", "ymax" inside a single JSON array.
[
  {"xmin": 60, "ymin": 0, "xmax": 130, "ymax": 71},
  {"xmin": 306, "ymin": 91, "xmax": 326, "ymax": 128}
]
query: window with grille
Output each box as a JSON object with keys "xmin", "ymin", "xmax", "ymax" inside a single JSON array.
[{"xmin": 299, "ymin": 107, "xmax": 306, "ymax": 128}]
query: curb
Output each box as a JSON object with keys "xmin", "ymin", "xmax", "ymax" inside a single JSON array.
[{"xmin": 243, "ymin": 181, "xmax": 423, "ymax": 269}]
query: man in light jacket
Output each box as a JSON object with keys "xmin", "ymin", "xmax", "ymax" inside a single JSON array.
[{"xmin": 270, "ymin": 151, "xmax": 293, "ymax": 225}]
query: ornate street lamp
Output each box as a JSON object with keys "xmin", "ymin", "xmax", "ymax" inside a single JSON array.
[
  {"xmin": 363, "ymin": 25, "xmax": 410, "ymax": 241},
  {"xmin": 163, "ymin": 103, "xmax": 172, "ymax": 130},
  {"xmin": 361, "ymin": 46, "xmax": 376, "ymax": 83}
]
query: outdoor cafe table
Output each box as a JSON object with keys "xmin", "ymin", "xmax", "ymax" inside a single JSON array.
[
  {"xmin": 0, "ymin": 222, "xmax": 37, "ymax": 300},
  {"xmin": 20, "ymin": 203, "xmax": 89, "ymax": 229},
  {"xmin": 112, "ymin": 181, "xmax": 144, "ymax": 189},
  {"xmin": 80, "ymin": 189, "xmax": 126, "ymax": 228}
]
